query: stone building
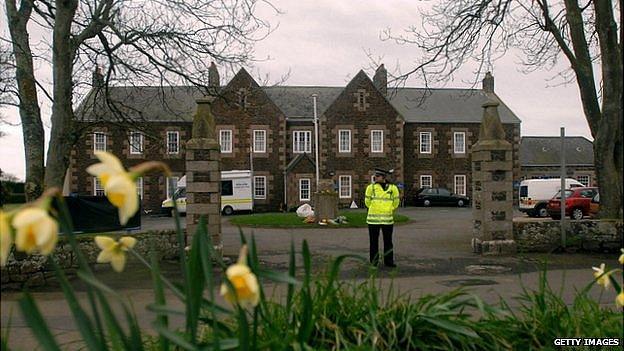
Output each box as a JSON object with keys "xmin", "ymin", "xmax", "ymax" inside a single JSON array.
[
  {"xmin": 69, "ymin": 65, "xmax": 521, "ymax": 212},
  {"xmin": 520, "ymin": 136, "xmax": 595, "ymax": 186}
]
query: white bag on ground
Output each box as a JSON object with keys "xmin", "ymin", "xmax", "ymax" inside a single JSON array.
[{"xmin": 296, "ymin": 204, "xmax": 314, "ymax": 218}]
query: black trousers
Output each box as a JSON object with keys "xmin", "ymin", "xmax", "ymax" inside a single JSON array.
[{"xmin": 368, "ymin": 224, "xmax": 394, "ymax": 265}]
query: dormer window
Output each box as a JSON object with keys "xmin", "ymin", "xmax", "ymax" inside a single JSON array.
[{"xmin": 357, "ymin": 91, "xmax": 365, "ymax": 106}]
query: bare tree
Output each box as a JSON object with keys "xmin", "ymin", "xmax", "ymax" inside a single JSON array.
[
  {"xmin": 384, "ymin": 0, "xmax": 622, "ymax": 218},
  {"xmin": 3, "ymin": 0, "xmax": 276, "ymax": 196}
]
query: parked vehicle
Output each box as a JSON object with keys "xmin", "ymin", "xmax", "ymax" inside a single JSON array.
[
  {"xmin": 547, "ymin": 187, "xmax": 598, "ymax": 220},
  {"xmin": 161, "ymin": 170, "xmax": 253, "ymax": 216},
  {"xmin": 414, "ymin": 187, "xmax": 470, "ymax": 207},
  {"xmin": 518, "ymin": 178, "xmax": 584, "ymax": 217},
  {"xmin": 589, "ymin": 193, "xmax": 600, "ymax": 218}
]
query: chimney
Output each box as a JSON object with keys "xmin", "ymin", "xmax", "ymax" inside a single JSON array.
[
  {"xmin": 482, "ymin": 71, "xmax": 494, "ymax": 93},
  {"xmin": 92, "ymin": 65, "xmax": 104, "ymax": 89},
  {"xmin": 373, "ymin": 64, "xmax": 387, "ymax": 96},
  {"xmin": 208, "ymin": 62, "xmax": 220, "ymax": 88}
]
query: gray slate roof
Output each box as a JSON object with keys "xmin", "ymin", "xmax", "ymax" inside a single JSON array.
[
  {"xmin": 76, "ymin": 84, "xmax": 522, "ymax": 124},
  {"xmin": 388, "ymin": 88, "xmax": 520, "ymax": 124},
  {"xmin": 520, "ymin": 136, "xmax": 594, "ymax": 166}
]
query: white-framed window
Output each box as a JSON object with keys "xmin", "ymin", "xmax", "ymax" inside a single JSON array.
[
  {"xmin": 253, "ymin": 176, "xmax": 266, "ymax": 199},
  {"xmin": 454, "ymin": 132, "xmax": 466, "ymax": 154},
  {"xmin": 130, "ymin": 131, "xmax": 143, "ymax": 154},
  {"xmin": 136, "ymin": 177, "xmax": 144, "ymax": 199},
  {"xmin": 220, "ymin": 129, "xmax": 233, "ymax": 153},
  {"xmin": 420, "ymin": 132, "xmax": 432, "ymax": 154},
  {"xmin": 454, "ymin": 175, "xmax": 466, "ymax": 196},
  {"xmin": 577, "ymin": 175, "xmax": 591, "ymax": 187},
  {"xmin": 93, "ymin": 177, "xmax": 105, "ymax": 196},
  {"xmin": 338, "ymin": 129, "xmax": 351, "ymax": 153},
  {"xmin": 166, "ymin": 176, "xmax": 179, "ymax": 198},
  {"xmin": 299, "ymin": 178, "xmax": 311, "ymax": 201},
  {"xmin": 93, "ymin": 132, "xmax": 106, "ymax": 152},
  {"xmin": 420, "ymin": 175, "xmax": 432, "ymax": 188},
  {"xmin": 253, "ymin": 130, "xmax": 266, "ymax": 153},
  {"xmin": 339, "ymin": 175, "xmax": 352, "ymax": 199},
  {"xmin": 167, "ymin": 131, "xmax": 179, "ymax": 154},
  {"xmin": 371, "ymin": 130, "xmax": 384, "ymax": 153},
  {"xmin": 293, "ymin": 131, "xmax": 311, "ymax": 153}
]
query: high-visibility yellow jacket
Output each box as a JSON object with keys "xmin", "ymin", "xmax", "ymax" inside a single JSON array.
[{"xmin": 365, "ymin": 182, "xmax": 400, "ymax": 225}]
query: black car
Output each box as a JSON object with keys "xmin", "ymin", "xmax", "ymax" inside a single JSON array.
[{"xmin": 414, "ymin": 187, "xmax": 470, "ymax": 207}]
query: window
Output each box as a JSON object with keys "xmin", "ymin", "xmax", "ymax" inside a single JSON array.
[
  {"xmin": 338, "ymin": 130, "xmax": 351, "ymax": 153},
  {"xmin": 454, "ymin": 132, "xmax": 466, "ymax": 154},
  {"xmin": 454, "ymin": 175, "xmax": 466, "ymax": 196},
  {"xmin": 371, "ymin": 130, "xmax": 383, "ymax": 153},
  {"xmin": 293, "ymin": 131, "xmax": 311, "ymax": 153},
  {"xmin": 130, "ymin": 131, "xmax": 143, "ymax": 154},
  {"xmin": 136, "ymin": 177, "xmax": 144, "ymax": 199},
  {"xmin": 420, "ymin": 175, "xmax": 432, "ymax": 188},
  {"xmin": 167, "ymin": 131, "xmax": 179, "ymax": 154},
  {"xmin": 339, "ymin": 175, "xmax": 352, "ymax": 199},
  {"xmin": 254, "ymin": 176, "xmax": 266, "ymax": 199},
  {"xmin": 220, "ymin": 129, "xmax": 233, "ymax": 153},
  {"xmin": 577, "ymin": 175, "xmax": 590, "ymax": 186},
  {"xmin": 93, "ymin": 177, "xmax": 105, "ymax": 196},
  {"xmin": 299, "ymin": 178, "xmax": 311, "ymax": 201},
  {"xmin": 438, "ymin": 188, "xmax": 451, "ymax": 196},
  {"xmin": 420, "ymin": 132, "xmax": 432, "ymax": 154},
  {"xmin": 94, "ymin": 132, "xmax": 106, "ymax": 152},
  {"xmin": 221, "ymin": 180, "xmax": 233, "ymax": 196},
  {"xmin": 166, "ymin": 177, "xmax": 179, "ymax": 198},
  {"xmin": 253, "ymin": 130, "xmax": 266, "ymax": 153},
  {"xmin": 356, "ymin": 90, "xmax": 366, "ymax": 109}
]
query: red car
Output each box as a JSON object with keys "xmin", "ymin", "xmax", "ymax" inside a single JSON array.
[{"xmin": 547, "ymin": 187, "xmax": 599, "ymax": 220}]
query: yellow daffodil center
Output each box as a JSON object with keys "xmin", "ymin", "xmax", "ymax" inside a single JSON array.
[
  {"xmin": 231, "ymin": 275, "xmax": 253, "ymax": 299},
  {"xmin": 24, "ymin": 227, "xmax": 37, "ymax": 251},
  {"xmin": 108, "ymin": 192, "xmax": 126, "ymax": 208}
]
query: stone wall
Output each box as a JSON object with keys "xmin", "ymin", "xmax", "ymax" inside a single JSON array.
[
  {"xmin": 1, "ymin": 230, "xmax": 179, "ymax": 291},
  {"xmin": 513, "ymin": 220, "xmax": 623, "ymax": 252}
]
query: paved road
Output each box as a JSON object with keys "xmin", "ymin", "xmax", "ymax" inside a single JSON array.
[{"xmin": 2, "ymin": 207, "xmax": 618, "ymax": 349}]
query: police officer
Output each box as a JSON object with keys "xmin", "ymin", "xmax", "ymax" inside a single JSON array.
[{"xmin": 365, "ymin": 168, "xmax": 399, "ymax": 268}]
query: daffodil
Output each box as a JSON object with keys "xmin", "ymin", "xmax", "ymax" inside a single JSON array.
[
  {"xmin": 220, "ymin": 245, "xmax": 260, "ymax": 307},
  {"xmin": 619, "ymin": 248, "xmax": 624, "ymax": 265},
  {"xmin": 105, "ymin": 174, "xmax": 139, "ymax": 225},
  {"xmin": 617, "ymin": 291, "xmax": 624, "ymax": 307},
  {"xmin": 94, "ymin": 236, "xmax": 137, "ymax": 272},
  {"xmin": 12, "ymin": 207, "xmax": 58, "ymax": 256},
  {"xmin": 592, "ymin": 263, "xmax": 611, "ymax": 288},
  {"xmin": 87, "ymin": 151, "xmax": 126, "ymax": 187},
  {"xmin": 1, "ymin": 211, "xmax": 12, "ymax": 266}
]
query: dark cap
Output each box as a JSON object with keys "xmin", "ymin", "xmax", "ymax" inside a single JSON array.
[{"xmin": 374, "ymin": 168, "xmax": 394, "ymax": 177}]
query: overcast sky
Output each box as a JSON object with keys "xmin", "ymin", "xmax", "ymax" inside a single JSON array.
[{"xmin": 0, "ymin": 0, "xmax": 592, "ymax": 181}]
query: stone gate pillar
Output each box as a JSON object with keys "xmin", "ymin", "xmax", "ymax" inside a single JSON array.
[
  {"xmin": 471, "ymin": 98, "xmax": 516, "ymax": 255},
  {"xmin": 185, "ymin": 97, "xmax": 222, "ymax": 255}
]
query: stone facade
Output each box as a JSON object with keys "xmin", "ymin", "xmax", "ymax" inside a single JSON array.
[
  {"xmin": 1, "ymin": 230, "xmax": 179, "ymax": 290},
  {"xmin": 513, "ymin": 220, "xmax": 622, "ymax": 252},
  {"xmin": 69, "ymin": 66, "xmax": 523, "ymax": 212}
]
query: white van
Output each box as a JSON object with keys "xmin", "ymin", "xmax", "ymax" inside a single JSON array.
[
  {"xmin": 161, "ymin": 170, "xmax": 253, "ymax": 216},
  {"xmin": 518, "ymin": 178, "xmax": 584, "ymax": 217}
]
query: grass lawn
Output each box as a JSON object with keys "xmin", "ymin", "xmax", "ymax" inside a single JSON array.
[{"xmin": 229, "ymin": 209, "xmax": 410, "ymax": 228}]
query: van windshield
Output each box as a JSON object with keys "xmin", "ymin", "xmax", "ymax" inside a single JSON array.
[
  {"xmin": 553, "ymin": 190, "xmax": 573, "ymax": 199},
  {"xmin": 519, "ymin": 186, "xmax": 528, "ymax": 197}
]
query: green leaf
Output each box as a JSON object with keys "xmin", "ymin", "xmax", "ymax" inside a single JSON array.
[
  {"xmin": 150, "ymin": 240, "xmax": 169, "ymax": 351},
  {"xmin": 187, "ymin": 216, "xmax": 208, "ymax": 342},
  {"xmin": 256, "ymin": 269, "xmax": 300, "ymax": 285},
  {"xmin": 51, "ymin": 259, "xmax": 103, "ymax": 351},
  {"xmin": 18, "ymin": 293, "xmax": 61, "ymax": 351},
  {"xmin": 201, "ymin": 338, "xmax": 240, "ymax": 350},
  {"xmin": 421, "ymin": 316, "xmax": 479, "ymax": 338},
  {"xmin": 153, "ymin": 323, "xmax": 199, "ymax": 351},
  {"xmin": 286, "ymin": 240, "xmax": 296, "ymax": 318}
]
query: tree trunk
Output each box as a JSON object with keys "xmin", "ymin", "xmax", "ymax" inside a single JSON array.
[
  {"xmin": 5, "ymin": 0, "xmax": 45, "ymax": 201},
  {"xmin": 44, "ymin": 0, "xmax": 79, "ymax": 189},
  {"xmin": 593, "ymin": 109, "xmax": 623, "ymax": 219}
]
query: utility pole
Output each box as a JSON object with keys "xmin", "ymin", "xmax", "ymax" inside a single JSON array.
[
  {"xmin": 560, "ymin": 127, "xmax": 566, "ymax": 248},
  {"xmin": 312, "ymin": 94, "xmax": 320, "ymax": 189}
]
